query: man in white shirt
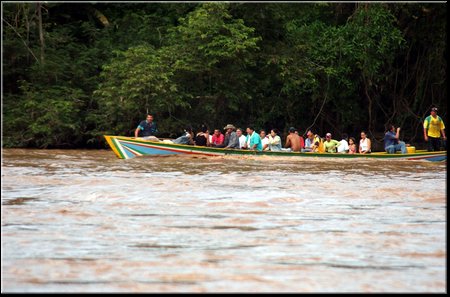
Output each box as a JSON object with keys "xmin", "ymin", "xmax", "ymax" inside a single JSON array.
[
  {"xmin": 337, "ymin": 133, "xmax": 349, "ymax": 153},
  {"xmin": 236, "ymin": 128, "xmax": 247, "ymax": 149}
]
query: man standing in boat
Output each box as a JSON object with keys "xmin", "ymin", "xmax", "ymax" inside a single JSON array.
[
  {"xmin": 423, "ymin": 107, "xmax": 446, "ymax": 151},
  {"xmin": 134, "ymin": 114, "xmax": 158, "ymax": 138}
]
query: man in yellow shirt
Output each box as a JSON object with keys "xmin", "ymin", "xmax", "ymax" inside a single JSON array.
[{"xmin": 423, "ymin": 107, "xmax": 446, "ymax": 151}]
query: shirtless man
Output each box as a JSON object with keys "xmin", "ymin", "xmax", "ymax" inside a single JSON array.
[{"xmin": 285, "ymin": 127, "xmax": 302, "ymax": 152}]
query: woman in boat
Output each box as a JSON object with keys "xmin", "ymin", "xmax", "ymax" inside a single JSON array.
[
  {"xmin": 268, "ymin": 128, "xmax": 282, "ymax": 151},
  {"xmin": 194, "ymin": 124, "xmax": 210, "ymax": 147},
  {"xmin": 348, "ymin": 137, "xmax": 357, "ymax": 154},
  {"xmin": 359, "ymin": 131, "xmax": 371, "ymax": 154}
]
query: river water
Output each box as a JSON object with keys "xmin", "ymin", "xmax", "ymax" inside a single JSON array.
[{"xmin": 1, "ymin": 148, "xmax": 446, "ymax": 292}]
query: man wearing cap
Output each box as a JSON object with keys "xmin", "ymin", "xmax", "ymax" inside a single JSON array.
[
  {"xmin": 423, "ymin": 107, "xmax": 446, "ymax": 151},
  {"xmin": 323, "ymin": 132, "xmax": 341, "ymax": 153},
  {"xmin": 221, "ymin": 124, "xmax": 240, "ymax": 149}
]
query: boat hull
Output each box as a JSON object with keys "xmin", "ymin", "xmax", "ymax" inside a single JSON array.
[{"xmin": 104, "ymin": 136, "xmax": 447, "ymax": 162}]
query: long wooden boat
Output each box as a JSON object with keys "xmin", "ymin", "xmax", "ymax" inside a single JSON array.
[{"xmin": 104, "ymin": 135, "xmax": 447, "ymax": 162}]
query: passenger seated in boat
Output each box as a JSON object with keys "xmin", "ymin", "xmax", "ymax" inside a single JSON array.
[
  {"xmin": 173, "ymin": 126, "xmax": 194, "ymax": 145},
  {"xmin": 134, "ymin": 114, "xmax": 158, "ymax": 138},
  {"xmin": 222, "ymin": 124, "xmax": 240, "ymax": 149},
  {"xmin": 284, "ymin": 127, "xmax": 302, "ymax": 152},
  {"xmin": 348, "ymin": 137, "xmax": 357, "ymax": 154},
  {"xmin": 245, "ymin": 126, "xmax": 262, "ymax": 151},
  {"xmin": 294, "ymin": 129, "xmax": 305, "ymax": 151},
  {"xmin": 323, "ymin": 133, "xmax": 341, "ymax": 153},
  {"xmin": 268, "ymin": 129, "xmax": 282, "ymax": 151},
  {"xmin": 359, "ymin": 131, "xmax": 371, "ymax": 154},
  {"xmin": 194, "ymin": 125, "xmax": 210, "ymax": 147},
  {"xmin": 384, "ymin": 124, "xmax": 406, "ymax": 154},
  {"xmin": 236, "ymin": 128, "xmax": 247, "ymax": 149},
  {"xmin": 260, "ymin": 129, "xmax": 269, "ymax": 151},
  {"xmin": 302, "ymin": 130, "xmax": 315, "ymax": 152},
  {"xmin": 210, "ymin": 129, "xmax": 224, "ymax": 147},
  {"xmin": 337, "ymin": 133, "xmax": 349, "ymax": 153}
]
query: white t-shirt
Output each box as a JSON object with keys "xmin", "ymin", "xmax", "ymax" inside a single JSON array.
[
  {"xmin": 238, "ymin": 135, "xmax": 247, "ymax": 148},
  {"xmin": 337, "ymin": 139, "xmax": 349, "ymax": 153},
  {"xmin": 261, "ymin": 137, "xmax": 269, "ymax": 150}
]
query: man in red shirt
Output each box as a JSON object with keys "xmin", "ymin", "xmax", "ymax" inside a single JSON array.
[{"xmin": 210, "ymin": 129, "xmax": 224, "ymax": 147}]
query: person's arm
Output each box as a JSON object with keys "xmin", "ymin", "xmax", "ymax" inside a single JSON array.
[
  {"xmin": 273, "ymin": 136, "xmax": 281, "ymax": 146},
  {"xmin": 367, "ymin": 138, "xmax": 371, "ymax": 152},
  {"xmin": 423, "ymin": 119, "xmax": 429, "ymax": 141},
  {"xmin": 134, "ymin": 127, "xmax": 141, "ymax": 138},
  {"xmin": 205, "ymin": 132, "xmax": 210, "ymax": 146},
  {"xmin": 285, "ymin": 136, "xmax": 291, "ymax": 148}
]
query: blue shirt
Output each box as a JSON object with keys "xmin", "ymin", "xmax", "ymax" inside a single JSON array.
[
  {"xmin": 384, "ymin": 131, "xmax": 398, "ymax": 149},
  {"xmin": 247, "ymin": 132, "xmax": 262, "ymax": 151},
  {"xmin": 137, "ymin": 120, "xmax": 158, "ymax": 137}
]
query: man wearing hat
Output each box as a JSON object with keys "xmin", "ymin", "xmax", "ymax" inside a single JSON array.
[
  {"xmin": 423, "ymin": 107, "xmax": 446, "ymax": 151},
  {"xmin": 220, "ymin": 124, "xmax": 240, "ymax": 149}
]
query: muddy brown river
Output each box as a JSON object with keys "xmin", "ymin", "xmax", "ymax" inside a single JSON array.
[{"xmin": 1, "ymin": 148, "xmax": 446, "ymax": 292}]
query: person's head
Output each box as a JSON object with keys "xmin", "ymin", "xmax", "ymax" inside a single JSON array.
[
  {"xmin": 386, "ymin": 123, "xmax": 395, "ymax": 132},
  {"xmin": 289, "ymin": 127, "xmax": 296, "ymax": 134},
  {"xmin": 349, "ymin": 137, "xmax": 356, "ymax": 145},
  {"xmin": 270, "ymin": 128, "xmax": 279, "ymax": 137},
  {"xmin": 431, "ymin": 107, "xmax": 438, "ymax": 116},
  {"xmin": 146, "ymin": 114, "xmax": 154, "ymax": 122},
  {"xmin": 236, "ymin": 128, "xmax": 243, "ymax": 137},
  {"xmin": 260, "ymin": 129, "xmax": 266, "ymax": 138},
  {"xmin": 213, "ymin": 129, "xmax": 221, "ymax": 136},
  {"xmin": 247, "ymin": 127, "xmax": 255, "ymax": 134},
  {"xmin": 325, "ymin": 133, "xmax": 332, "ymax": 141},
  {"xmin": 224, "ymin": 124, "xmax": 236, "ymax": 133},
  {"xmin": 200, "ymin": 124, "xmax": 208, "ymax": 133},
  {"xmin": 307, "ymin": 130, "xmax": 314, "ymax": 139},
  {"xmin": 360, "ymin": 131, "xmax": 367, "ymax": 139}
]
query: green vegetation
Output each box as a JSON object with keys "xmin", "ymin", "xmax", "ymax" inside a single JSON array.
[{"xmin": 2, "ymin": 2, "xmax": 446, "ymax": 149}]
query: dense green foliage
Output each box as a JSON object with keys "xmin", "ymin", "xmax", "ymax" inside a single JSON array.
[{"xmin": 2, "ymin": 2, "xmax": 446, "ymax": 150}]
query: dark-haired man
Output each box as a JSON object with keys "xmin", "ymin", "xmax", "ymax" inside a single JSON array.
[
  {"xmin": 135, "ymin": 114, "xmax": 158, "ymax": 138},
  {"xmin": 423, "ymin": 107, "xmax": 446, "ymax": 151}
]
